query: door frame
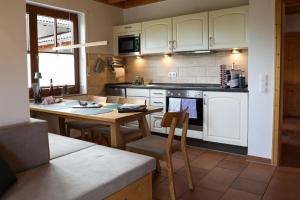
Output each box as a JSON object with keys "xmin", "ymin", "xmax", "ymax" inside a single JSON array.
[{"xmin": 272, "ymin": 0, "xmax": 284, "ymax": 166}]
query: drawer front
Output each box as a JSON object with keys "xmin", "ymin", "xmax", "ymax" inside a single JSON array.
[
  {"xmin": 151, "ymin": 115, "xmax": 167, "ymax": 134},
  {"xmin": 113, "ymin": 23, "xmax": 142, "ymax": 34},
  {"xmin": 150, "ymin": 97, "xmax": 166, "ymax": 107},
  {"xmin": 127, "ymin": 88, "xmax": 150, "ymax": 97},
  {"xmin": 150, "ymin": 89, "xmax": 166, "ymax": 98},
  {"xmin": 150, "ymin": 98, "xmax": 166, "ymax": 116}
]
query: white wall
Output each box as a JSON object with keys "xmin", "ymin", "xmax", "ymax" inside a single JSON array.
[
  {"xmin": 124, "ymin": 0, "xmax": 249, "ymax": 23},
  {"xmin": 285, "ymin": 14, "xmax": 300, "ymax": 32},
  {"xmin": 28, "ymin": 0, "xmax": 123, "ymax": 54},
  {"xmin": 0, "ymin": 1, "xmax": 30, "ymax": 126},
  {"xmin": 248, "ymin": 0, "xmax": 275, "ymax": 159}
]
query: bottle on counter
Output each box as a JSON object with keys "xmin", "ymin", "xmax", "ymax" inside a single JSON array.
[{"xmin": 49, "ymin": 78, "xmax": 54, "ymax": 96}]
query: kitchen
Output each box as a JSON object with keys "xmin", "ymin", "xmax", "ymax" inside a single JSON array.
[
  {"xmin": 1, "ymin": 0, "xmax": 285, "ymax": 199},
  {"xmin": 105, "ymin": 5, "xmax": 249, "ymax": 154}
]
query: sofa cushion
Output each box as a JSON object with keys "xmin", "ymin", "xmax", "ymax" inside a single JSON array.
[
  {"xmin": 0, "ymin": 158, "xmax": 17, "ymax": 196},
  {"xmin": 2, "ymin": 145, "xmax": 155, "ymax": 200},
  {"xmin": 0, "ymin": 118, "xmax": 50, "ymax": 173},
  {"xmin": 49, "ymin": 133, "xmax": 95, "ymax": 159}
]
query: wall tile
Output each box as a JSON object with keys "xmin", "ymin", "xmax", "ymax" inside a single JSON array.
[{"xmin": 125, "ymin": 50, "xmax": 248, "ymax": 84}]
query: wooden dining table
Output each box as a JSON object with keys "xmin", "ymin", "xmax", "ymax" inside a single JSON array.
[{"xmin": 30, "ymin": 100, "xmax": 163, "ymax": 149}]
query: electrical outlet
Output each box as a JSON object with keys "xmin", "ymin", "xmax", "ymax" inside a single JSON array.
[{"xmin": 168, "ymin": 72, "xmax": 177, "ymax": 78}]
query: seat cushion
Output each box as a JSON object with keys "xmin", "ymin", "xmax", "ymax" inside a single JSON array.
[
  {"xmin": 65, "ymin": 120, "xmax": 105, "ymax": 129},
  {"xmin": 2, "ymin": 145, "xmax": 156, "ymax": 200},
  {"xmin": 49, "ymin": 133, "xmax": 95, "ymax": 159},
  {"xmin": 126, "ymin": 135, "xmax": 181, "ymax": 157},
  {"xmin": 0, "ymin": 159, "xmax": 17, "ymax": 196}
]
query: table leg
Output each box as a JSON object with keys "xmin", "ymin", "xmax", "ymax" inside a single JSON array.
[
  {"xmin": 139, "ymin": 115, "xmax": 151, "ymax": 137},
  {"xmin": 110, "ymin": 122, "xmax": 121, "ymax": 148},
  {"xmin": 30, "ymin": 111, "xmax": 37, "ymax": 118},
  {"xmin": 58, "ymin": 117, "xmax": 66, "ymax": 136}
]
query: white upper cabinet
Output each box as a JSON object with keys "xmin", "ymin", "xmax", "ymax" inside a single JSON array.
[
  {"xmin": 172, "ymin": 12, "xmax": 209, "ymax": 52},
  {"xmin": 113, "ymin": 23, "xmax": 142, "ymax": 34},
  {"xmin": 203, "ymin": 92, "xmax": 248, "ymax": 147},
  {"xmin": 209, "ymin": 6, "xmax": 248, "ymax": 49},
  {"xmin": 141, "ymin": 18, "xmax": 172, "ymax": 54}
]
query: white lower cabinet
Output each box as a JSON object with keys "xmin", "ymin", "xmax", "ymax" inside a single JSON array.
[
  {"xmin": 203, "ymin": 92, "xmax": 248, "ymax": 147},
  {"xmin": 126, "ymin": 89, "xmax": 150, "ymax": 128},
  {"xmin": 150, "ymin": 115, "xmax": 166, "ymax": 134}
]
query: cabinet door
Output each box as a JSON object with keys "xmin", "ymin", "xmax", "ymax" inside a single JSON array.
[
  {"xmin": 173, "ymin": 12, "xmax": 208, "ymax": 52},
  {"xmin": 141, "ymin": 18, "xmax": 172, "ymax": 54},
  {"xmin": 209, "ymin": 6, "xmax": 248, "ymax": 49},
  {"xmin": 203, "ymin": 92, "xmax": 248, "ymax": 146},
  {"xmin": 151, "ymin": 115, "xmax": 166, "ymax": 134}
]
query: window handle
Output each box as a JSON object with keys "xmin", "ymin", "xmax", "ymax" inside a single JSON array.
[{"xmin": 204, "ymin": 94, "xmax": 207, "ymax": 105}]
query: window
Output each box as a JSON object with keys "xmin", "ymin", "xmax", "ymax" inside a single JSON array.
[{"xmin": 26, "ymin": 5, "xmax": 79, "ymax": 93}]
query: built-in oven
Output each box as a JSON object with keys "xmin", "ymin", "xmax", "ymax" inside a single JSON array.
[
  {"xmin": 166, "ymin": 90, "xmax": 203, "ymax": 131},
  {"xmin": 118, "ymin": 34, "xmax": 140, "ymax": 56}
]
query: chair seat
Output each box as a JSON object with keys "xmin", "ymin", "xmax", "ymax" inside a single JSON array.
[
  {"xmin": 65, "ymin": 120, "xmax": 106, "ymax": 130},
  {"xmin": 96, "ymin": 126, "xmax": 141, "ymax": 137},
  {"xmin": 126, "ymin": 135, "xmax": 181, "ymax": 157}
]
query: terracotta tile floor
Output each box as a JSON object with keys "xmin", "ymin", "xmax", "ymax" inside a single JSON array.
[{"xmin": 152, "ymin": 147, "xmax": 300, "ymax": 200}]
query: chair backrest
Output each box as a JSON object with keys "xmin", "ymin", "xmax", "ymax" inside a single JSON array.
[
  {"xmin": 161, "ymin": 109, "xmax": 189, "ymax": 154},
  {"xmin": 117, "ymin": 97, "xmax": 146, "ymax": 105},
  {"xmin": 64, "ymin": 95, "xmax": 107, "ymax": 103},
  {"xmin": 87, "ymin": 95, "xmax": 107, "ymax": 103}
]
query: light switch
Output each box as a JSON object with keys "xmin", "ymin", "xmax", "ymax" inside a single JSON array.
[{"xmin": 259, "ymin": 74, "xmax": 268, "ymax": 93}]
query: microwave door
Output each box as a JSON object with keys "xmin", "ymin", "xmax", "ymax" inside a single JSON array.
[
  {"xmin": 118, "ymin": 35, "xmax": 140, "ymax": 56},
  {"xmin": 119, "ymin": 37, "xmax": 134, "ymax": 53}
]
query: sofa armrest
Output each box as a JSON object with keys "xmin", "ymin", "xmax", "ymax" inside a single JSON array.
[{"xmin": 0, "ymin": 118, "xmax": 50, "ymax": 173}]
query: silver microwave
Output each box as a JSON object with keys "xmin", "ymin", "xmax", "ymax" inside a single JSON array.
[{"xmin": 118, "ymin": 34, "xmax": 140, "ymax": 56}]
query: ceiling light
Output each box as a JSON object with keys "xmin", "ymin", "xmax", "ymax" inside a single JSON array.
[{"xmin": 52, "ymin": 40, "xmax": 108, "ymax": 51}]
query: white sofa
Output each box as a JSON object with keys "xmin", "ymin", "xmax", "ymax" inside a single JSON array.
[{"xmin": 0, "ymin": 119, "xmax": 155, "ymax": 200}]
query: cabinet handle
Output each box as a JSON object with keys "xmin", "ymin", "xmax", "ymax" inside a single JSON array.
[
  {"xmin": 204, "ymin": 94, "xmax": 207, "ymax": 105},
  {"xmin": 153, "ymin": 93, "xmax": 163, "ymax": 95},
  {"xmin": 153, "ymin": 102, "xmax": 163, "ymax": 104},
  {"xmin": 209, "ymin": 37, "xmax": 213, "ymax": 47}
]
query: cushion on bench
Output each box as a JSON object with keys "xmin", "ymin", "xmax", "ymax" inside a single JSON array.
[
  {"xmin": 49, "ymin": 133, "xmax": 95, "ymax": 159},
  {"xmin": 1, "ymin": 145, "xmax": 156, "ymax": 200},
  {"xmin": 0, "ymin": 118, "xmax": 50, "ymax": 173}
]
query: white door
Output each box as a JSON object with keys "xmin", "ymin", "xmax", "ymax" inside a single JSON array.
[
  {"xmin": 209, "ymin": 6, "xmax": 248, "ymax": 49},
  {"xmin": 203, "ymin": 92, "xmax": 248, "ymax": 146},
  {"xmin": 172, "ymin": 12, "xmax": 209, "ymax": 52},
  {"xmin": 141, "ymin": 18, "xmax": 172, "ymax": 54}
]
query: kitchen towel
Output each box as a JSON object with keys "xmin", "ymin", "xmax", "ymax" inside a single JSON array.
[
  {"xmin": 181, "ymin": 99, "xmax": 198, "ymax": 119},
  {"xmin": 168, "ymin": 98, "xmax": 182, "ymax": 112}
]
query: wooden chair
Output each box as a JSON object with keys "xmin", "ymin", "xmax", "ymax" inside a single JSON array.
[
  {"xmin": 126, "ymin": 109, "xmax": 194, "ymax": 200},
  {"xmin": 65, "ymin": 96, "xmax": 108, "ymax": 141},
  {"xmin": 93, "ymin": 97, "xmax": 146, "ymax": 148}
]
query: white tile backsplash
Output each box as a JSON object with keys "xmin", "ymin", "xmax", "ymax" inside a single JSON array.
[{"xmin": 125, "ymin": 50, "xmax": 248, "ymax": 84}]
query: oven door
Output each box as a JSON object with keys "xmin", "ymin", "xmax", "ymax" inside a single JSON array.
[
  {"xmin": 166, "ymin": 97, "xmax": 203, "ymax": 130},
  {"xmin": 118, "ymin": 35, "xmax": 140, "ymax": 55}
]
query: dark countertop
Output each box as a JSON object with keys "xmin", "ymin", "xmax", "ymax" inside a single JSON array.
[{"xmin": 105, "ymin": 83, "xmax": 249, "ymax": 93}]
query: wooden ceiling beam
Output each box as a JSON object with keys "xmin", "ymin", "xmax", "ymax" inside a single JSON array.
[
  {"xmin": 93, "ymin": 0, "xmax": 164, "ymax": 9},
  {"xmin": 107, "ymin": 0, "xmax": 126, "ymax": 4}
]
